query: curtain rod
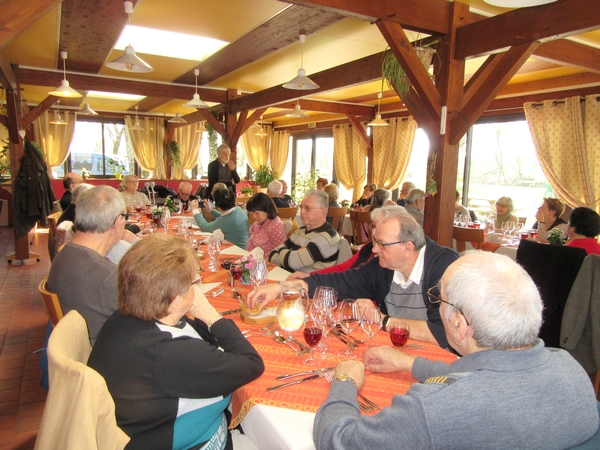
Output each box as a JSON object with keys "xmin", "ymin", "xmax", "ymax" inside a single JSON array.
[{"xmin": 530, "ymin": 95, "xmax": 600, "ymax": 108}]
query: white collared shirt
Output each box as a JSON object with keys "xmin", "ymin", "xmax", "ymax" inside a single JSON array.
[{"xmin": 393, "ymin": 244, "xmax": 426, "ymax": 287}]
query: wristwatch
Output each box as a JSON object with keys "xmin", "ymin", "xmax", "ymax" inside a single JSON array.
[
  {"xmin": 382, "ymin": 315, "xmax": 392, "ymax": 332},
  {"xmin": 333, "ymin": 374, "xmax": 357, "ymax": 389}
]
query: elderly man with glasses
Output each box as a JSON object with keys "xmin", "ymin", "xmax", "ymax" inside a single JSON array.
[
  {"xmin": 313, "ymin": 251, "xmax": 599, "ymax": 449},
  {"xmin": 269, "ymin": 189, "xmax": 340, "ymax": 273},
  {"xmin": 251, "ymin": 213, "xmax": 458, "ymax": 347},
  {"xmin": 169, "ymin": 181, "xmax": 198, "ymax": 212},
  {"xmin": 48, "ymin": 186, "xmax": 127, "ymax": 345}
]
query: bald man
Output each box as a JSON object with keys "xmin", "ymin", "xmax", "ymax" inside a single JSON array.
[
  {"xmin": 59, "ymin": 172, "xmax": 83, "ymax": 210},
  {"xmin": 170, "ymin": 181, "xmax": 198, "ymax": 212}
]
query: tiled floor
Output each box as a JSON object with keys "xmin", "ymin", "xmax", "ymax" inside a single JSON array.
[{"xmin": 0, "ymin": 227, "xmax": 51, "ymax": 450}]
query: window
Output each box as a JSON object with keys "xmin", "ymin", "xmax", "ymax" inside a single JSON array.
[{"xmin": 55, "ymin": 118, "xmax": 134, "ymax": 178}]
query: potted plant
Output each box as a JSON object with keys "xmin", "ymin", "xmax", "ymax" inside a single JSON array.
[
  {"xmin": 253, "ymin": 164, "xmax": 278, "ymax": 190},
  {"xmin": 81, "ymin": 167, "xmax": 90, "ymax": 181},
  {"xmin": 547, "ymin": 228, "xmax": 565, "ymax": 246},
  {"xmin": 150, "ymin": 205, "xmax": 163, "ymax": 226},
  {"xmin": 167, "ymin": 141, "xmax": 182, "ymax": 168},
  {"xmin": 106, "ymin": 156, "xmax": 126, "ymax": 179},
  {"xmin": 240, "ymin": 186, "xmax": 254, "ymax": 196}
]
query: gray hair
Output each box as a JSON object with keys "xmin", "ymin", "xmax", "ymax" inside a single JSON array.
[
  {"xmin": 323, "ymin": 183, "xmax": 339, "ymax": 202},
  {"xmin": 406, "ymin": 188, "xmax": 425, "ymax": 204},
  {"xmin": 71, "ymin": 183, "xmax": 93, "ymax": 204},
  {"xmin": 370, "ymin": 189, "xmax": 390, "ymax": 210},
  {"xmin": 444, "ymin": 251, "xmax": 542, "ymax": 350},
  {"xmin": 178, "ymin": 181, "xmax": 192, "ymax": 191},
  {"xmin": 304, "ymin": 189, "xmax": 328, "ymax": 209},
  {"xmin": 402, "ymin": 181, "xmax": 416, "ymax": 192},
  {"xmin": 371, "ymin": 205, "xmax": 407, "ymax": 222},
  {"xmin": 75, "ymin": 186, "xmax": 125, "ymax": 233},
  {"xmin": 495, "ymin": 196, "xmax": 514, "ymax": 212},
  {"xmin": 268, "ymin": 180, "xmax": 283, "ymax": 196},
  {"xmin": 379, "ymin": 213, "xmax": 426, "ymax": 250},
  {"xmin": 217, "ymin": 144, "xmax": 230, "ymax": 155}
]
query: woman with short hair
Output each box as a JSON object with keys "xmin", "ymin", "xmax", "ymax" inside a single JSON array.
[
  {"xmin": 534, "ymin": 197, "xmax": 567, "ymax": 243},
  {"xmin": 494, "ymin": 196, "xmax": 518, "ymax": 228},
  {"xmin": 88, "ymin": 234, "xmax": 264, "ymax": 450},
  {"xmin": 566, "ymin": 207, "xmax": 600, "ymax": 255},
  {"xmin": 193, "ymin": 188, "xmax": 250, "ymax": 249},
  {"xmin": 246, "ymin": 193, "xmax": 288, "ymax": 256}
]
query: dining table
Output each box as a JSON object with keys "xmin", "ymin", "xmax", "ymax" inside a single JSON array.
[{"xmin": 135, "ymin": 211, "xmax": 458, "ymax": 450}]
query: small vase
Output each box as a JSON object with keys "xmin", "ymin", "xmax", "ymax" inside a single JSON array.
[
  {"xmin": 241, "ymin": 269, "xmax": 252, "ymax": 285},
  {"xmin": 152, "ymin": 216, "xmax": 162, "ymax": 226}
]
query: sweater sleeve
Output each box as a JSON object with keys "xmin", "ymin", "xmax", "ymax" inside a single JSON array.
[
  {"xmin": 270, "ymin": 229, "xmax": 340, "ymax": 272},
  {"xmin": 315, "ymin": 251, "xmax": 360, "ymax": 274}
]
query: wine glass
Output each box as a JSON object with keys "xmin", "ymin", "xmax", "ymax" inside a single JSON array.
[
  {"xmin": 501, "ymin": 221, "xmax": 509, "ymax": 236},
  {"xmin": 161, "ymin": 207, "xmax": 171, "ymax": 233},
  {"xmin": 207, "ymin": 239, "xmax": 221, "ymax": 272},
  {"xmin": 302, "ymin": 317, "xmax": 322, "ymax": 366},
  {"xmin": 250, "ymin": 258, "xmax": 268, "ymax": 289},
  {"xmin": 336, "ymin": 299, "xmax": 359, "ymax": 358},
  {"xmin": 230, "ymin": 262, "xmax": 242, "ymax": 293},
  {"xmin": 360, "ymin": 305, "xmax": 382, "ymax": 347},
  {"xmin": 389, "ymin": 322, "xmax": 410, "ymax": 348}
]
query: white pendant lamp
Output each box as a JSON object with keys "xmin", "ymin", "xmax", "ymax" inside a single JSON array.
[
  {"xmin": 286, "ymin": 101, "xmax": 309, "ymax": 118},
  {"xmin": 129, "ymin": 105, "xmax": 144, "ymax": 131},
  {"xmin": 48, "ymin": 51, "xmax": 82, "ymax": 98},
  {"xmin": 255, "ymin": 116, "xmax": 268, "ymax": 137},
  {"xmin": 484, "ymin": 0, "xmax": 556, "ymax": 6},
  {"xmin": 283, "ymin": 34, "xmax": 319, "ymax": 90},
  {"xmin": 105, "ymin": 2, "xmax": 154, "ymax": 73},
  {"xmin": 368, "ymin": 92, "xmax": 389, "ymax": 127},
  {"xmin": 184, "ymin": 69, "xmax": 209, "ymax": 108},
  {"xmin": 49, "ymin": 102, "xmax": 68, "ymax": 125},
  {"xmin": 168, "ymin": 112, "xmax": 187, "ymax": 124},
  {"xmin": 196, "ymin": 121, "xmax": 207, "ymax": 132},
  {"xmin": 79, "ymin": 92, "xmax": 98, "ymax": 116}
]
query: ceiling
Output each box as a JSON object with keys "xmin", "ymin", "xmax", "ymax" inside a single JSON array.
[{"xmin": 2, "ymin": 0, "xmax": 600, "ymax": 133}]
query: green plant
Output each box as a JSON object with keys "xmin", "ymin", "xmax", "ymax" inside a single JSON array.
[
  {"xmin": 0, "ymin": 142, "xmax": 10, "ymax": 179},
  {"xmin": 381, "ymin": 38, "xmax": 438, "ymax": 99},
  {"xmin": 163, "ymin": 198, "xmax": 178, "ymax": 213},
  {"xmin": 253, "ymin": 164, "xmax": 277, "ymax": 188},
  {"xmin": 167, "ymin": 141, "xmax": 181, "ymax": 167},
  {"xmin": 240, "ymin": 186, "xmax": 254, "ymax": 196},
  {"xmin": 150, "ymin": 205, "xmax": 163, "ymax": 218},
  {"xmin": 547, "ymin": 228, "xmax": 564, "ymax": 246},
  {"xmin": 292, "ymin": 168, "xmax": 317, "ymax": 204},
  {"xmin": 106, "ymin": 156, "xmax": 126, "ymax": 175}
]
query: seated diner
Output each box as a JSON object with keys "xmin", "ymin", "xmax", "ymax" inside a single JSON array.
[
  {"xmin": 493, "ymin": 196, "xmax": 517, "ymax": 229},
  {"xmin": 566, "ymin": 206, "xmax": 600, "ymax": 255},
  {"xmin": 533, "ymin": 197, "xmax": 567, "ymax": 243},
  {"xmin": 246, "ymin": 193, "xmax": 288, "ymax": 256}
]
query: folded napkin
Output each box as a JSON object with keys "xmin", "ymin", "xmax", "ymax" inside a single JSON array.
[
  {"xmin": 485, "ymin": 233, "xmax": 502, "ymax": 244},
  {"xmin": 247, "ymin": 247, "xmax": 264, "ymax": 260},
  {"xmin": 207, "ymin": 229, "xmax": 224, "ymax": 244}
]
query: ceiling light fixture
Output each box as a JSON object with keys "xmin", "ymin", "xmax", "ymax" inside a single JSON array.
[
  {"xmin": 184, "ymin": 69, "xmax": 209, "ymax": 109},
  {"xmin": 368, "ymin": 92, "xmax": 389, "ymax": 127},
  {"xmin": 286, "ymin": 101, "xmax": 309, "ymax": 118},
  {"xmin": 105, "ymin": 1, "xmax": 154, "ymax": 73},
  {"xmin": 196, "ymin": 121, "xmax": 207, "ymax": 132},
  {"xmin": 484, "ymin": 0, "xmax": 556, "ymax": 6},
  {"xmin": 283, "ymin": 33, "xmax": 319, "ymax": 90},
  {"xmin": 129, "ymin": 105, "xmax": 144, "ymax": 131},
  {"xmin": 78, "ymin": 92, "xmax": 98, "ymax": 116},
  {"xmin": 255, "ymin": 116, "xmax": 268, "ymax": 137},
  {"xmin": 49, "ymin": 101, "xmax": 68, "ymax": 125},
  {"xmin": 48, "ymin": 51, "xmax": 82, "ymax": 98},
  {"xmin": 168, "ymin": 111, "xmax": 187, "ymax": 124}
]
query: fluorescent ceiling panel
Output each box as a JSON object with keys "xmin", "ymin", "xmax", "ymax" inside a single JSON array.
[{"xmin": 115, "ymin": 25, "xmax": 228, "ymax": 61}]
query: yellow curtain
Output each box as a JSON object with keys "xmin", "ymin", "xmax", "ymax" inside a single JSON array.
[
  {"xmin": 270, "ymin": 130, "xmax": 290, "ymax": 178},
  {"xmin": 240, "ymin": 125, "xmax": 271, "ymax": 171},
  {"xmin": 372, "ymin": 117, "xmax": 417, "ymax": 190},
  {"xmin": 333, "ymin": 123, "xmax": 368, "ymax": 203},
  {"xmin": 124, "ymin": 116, "xmax": 166, "ymax": 179},
  {"xmin": 524, "ymin": 95, "xmax": 600, "ymax": 212},
  {"xmin": 33, "ymin": 111, "xmax": 76, "ymax": 172},
  {"xmin": 172, "ymin": 124, "xmax": 203, "ymax": 179}
]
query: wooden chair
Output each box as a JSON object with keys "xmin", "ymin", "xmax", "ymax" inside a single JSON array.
[
  {"xmin": 276, "ymin": 207, "xmax": 298, "ymax": 221},
  {"xmin": 39, "ymin": 277, "xmax": 63, "ymax": 328},
  {"xmin": 453, "ymin": 226, "xmax": 484, "ymax": 252},
  {"xmin": 327, "ymin": 206, "xmax": 348, "ymax": 234},
  {"xmin": 47, "ymin": 211, "xmax": 62, "ymax": 262},
  {"xmin": 349, "ymin": 210, "xmax": 372, "ymax": 246}
]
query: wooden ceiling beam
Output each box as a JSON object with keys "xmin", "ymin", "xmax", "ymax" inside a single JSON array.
[
  {"xmin": 284, "ymin": 0, "xmax": 451, "ymax": 35},
  {"xmin": 498, "ymin": 72, "xmax": 600, "ymax": 97},
  {"xmin": 230, "ymin": 51, "xmax": 384, "ymax": 114},
  {"xmin": 532, "ymin": 40, "xmax": 600, "ymax": 75},
  {"xmin": 241, "ymin": 108, "xmax": 268, "ymax": 136},
  {"xmin": 21, "ymin": 95, "xmax": 60, "ymax": 129},
  {"xmin": 450, "ymin": 41, "xmax": 539, "ymax": 144},
  {"xmin": 263, "ymin": 99, "xmax": 374, "ymax": 119},
  {"xmin": 377, "ymin": 20, "xmax": 442, "ymax": 121},
  {"xmin": 346, "ymin": 114, "xmax": 371, "ymax": 148},
  {"xmin": 129, "ymin": 97, "xmax": 171, "ymax": 113},
  {"xmin": 455, "ymin": 0, "xmax": 600, "ymax": 59},
  {"xmin": 17, "ymin": 68, "xmax": 228, "ymax": 103},
  {"xmin": 174, "ymin": 5, "xmax": 344, "ymax": 85},
  {"xmin": 60, "ymin": 0, "xmax": 135, "ymax": 73},
  {"xmin": 0, "ymin": 49, "xmax": 17, "ymax": 90},
  {"xmin": 0, "ymin": 0, "xmax": 60, "ymax": 48}
]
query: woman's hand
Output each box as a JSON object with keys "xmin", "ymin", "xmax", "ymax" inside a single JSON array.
[
  {"xmin": 247, "ymin": 283, "xmax": 283, "ymax": 310},
  {"xmin": 202, "ymin": 200, "xmax": 212, "ymax": 213},
  {"xmin": 188, "ymin": 285, "xmax": 220, "ymax": 325},
  {"xmin": 189, "ymin": 200, "xmax": 199, "ymax": 211},
  {"xmin": 535, "ymin": 210, "xmax": 544, "ymax": 224},
  {"xmin": 286, "ymin": 271, "xmax": 310, "ymax": 281}
]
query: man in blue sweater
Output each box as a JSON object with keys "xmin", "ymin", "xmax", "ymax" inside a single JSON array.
[{"xmin": 314, "ymin": 251, "xmax": 599, "ymax": 449}]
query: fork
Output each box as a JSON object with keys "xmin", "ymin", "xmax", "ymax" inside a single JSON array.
[
  {"xmin": 324, "ymin": 372, "xmax": 374, "ymax": 412},
  {"xmin": 242, "ymin": 322, "xmax": 276, "ymax": 337}
]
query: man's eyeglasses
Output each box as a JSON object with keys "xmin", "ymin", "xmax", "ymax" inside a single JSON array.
[
  {"xmin": 117, "ymin": 213, "xmax": 131, "ymax": 221},
  {"xmin": 372, "ymin": 237, "xmax": 406, "ymax": 248},
  {"xmin": 426, "ymin": 286, "xmax": 470, "ymax": 326},
  {"xmin": 191, "ymin": 278, "xmax": 202, "ymax": 287},
  {"xmin": 299, "ymin": 205, "xmax": 324, "ymax": 212}
]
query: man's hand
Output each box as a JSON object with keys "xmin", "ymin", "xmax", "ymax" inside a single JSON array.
[
  {"xmin": 247, "ymin": 283, "xmax": 282, "ymax": 310},
  {"xmin": 354, "ymin": 298, "xmax": 376, "ymax": 320},
  {"xmin": 335, "ymin": 360, "xmax": 366, "ymax": 390},
  {"xmin": 363, "ymin": 346, "xmax": 416, "ymax": 374},
  {"xmin": 227, "ymin": 160, "xmax": 236, "ymax": 171},
  {"xmin": 286, "ymin": 271, "xmax": 310, "ymax": 281}
]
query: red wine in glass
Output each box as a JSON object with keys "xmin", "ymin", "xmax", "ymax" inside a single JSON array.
[
  {"xmin": 303, "ymin": 326, "xmax": 322, "ymax": 347},
  {"xmin": 231, "ymin": 265, "xmax": 243, "ymax": 282},
  {"xmin": 135, "ymin": 205, "xmax": 143, "ymax": 213},
  {"xmin": 390, "ymin": 326, "xmax": 409, "ymax": 347}
]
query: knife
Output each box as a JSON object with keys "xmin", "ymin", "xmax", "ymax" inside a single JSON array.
[
  {"xmin": 276, "ymin": 367, "xmax": 335, "ymax": 381},
  {"xmin": 220, "ymin": 308, "xmax": 241, "ymax": 316},
  {"xmin": 329, "ymin": 330, "xmax": 357, "ymax": 349},
  {"xmin": 267, "ymin": 372, "xmax": 328, "ymax": 392},
  {"xmin": 284, "ymin": 332, "xmax": 311, "ymax": 352}
]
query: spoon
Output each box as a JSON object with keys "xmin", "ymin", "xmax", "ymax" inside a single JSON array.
[{"xmin": 274, "ymin": 331, "xmax": 305, "ymax": 356}]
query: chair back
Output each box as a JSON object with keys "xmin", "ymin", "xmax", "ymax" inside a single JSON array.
[
  {"xmin": 35, "ymin": 311, "xmax": 130, "ymax": 450},
  {"xmin": 349, "ymin": 210, "xmax": 372, "ymax": 245},
  {"xmin": 277, "ymin": 207, "xmax": 298, "ymax": 220},
  {"xmin": 39, "ymin": 277, "xmax": 63, "ymax": 328},
  {"xmin": 327, "ymin": 206, "xmax": 348, "ymax": 235},
  {"xmin": 337, "ymin": 237, "xmax": 352, "ymax": 265},
  {"xmin": 453, "ymin": 226, "xmax": 485, "ymax": 252},
  {"xmin": 47, "ymin": 211, "xmax": 62, "ymax": 261},
  {"xmin": 516, "ymin": 239, "xmax": 587, "ymax": 348}
]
